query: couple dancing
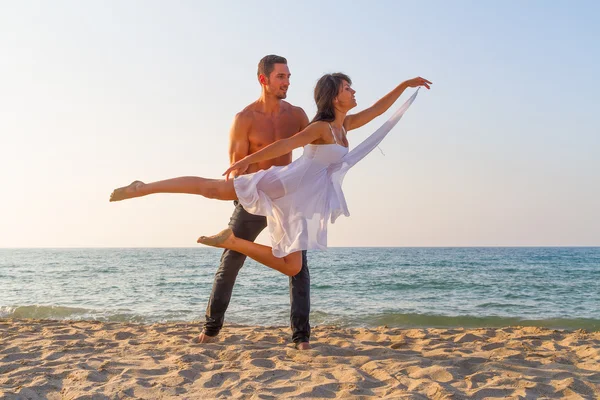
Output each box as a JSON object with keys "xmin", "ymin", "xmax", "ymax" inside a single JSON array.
[{"xmin": 111, "ymin": 55, "xmax": 431, "ymax": 349}]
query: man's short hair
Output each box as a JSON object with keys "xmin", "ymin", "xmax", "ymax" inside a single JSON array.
[{"xmin": 257, "ymin": 55, "xmax": 287, "ymax": 79}]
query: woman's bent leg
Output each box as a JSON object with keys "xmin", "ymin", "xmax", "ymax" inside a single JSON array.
[
  {"xmin": 110, "ymin": 177, "xmax": 237, "ymax": 202},
  {"xmin": 197, "ymin": 229, "xmax": 302, "ymax": 277}
]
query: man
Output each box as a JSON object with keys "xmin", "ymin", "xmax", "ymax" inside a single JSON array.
[{"xmin": 195, "ymin": 55, "xmax": 311, "ymax": 350}]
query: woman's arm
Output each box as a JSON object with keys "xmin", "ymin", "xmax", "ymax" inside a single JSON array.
[
  {"xmin": 223, "ymin": 122, "xmax": 324, "ymax": 180},
  {"xmin": 344, "ymin": 77, "xmax": 431, "ymax": 131}
]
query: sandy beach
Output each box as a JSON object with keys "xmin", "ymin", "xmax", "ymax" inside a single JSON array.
[{"xmin": 0, "ymin": 319, "xmax": 598, "ymax": 399}]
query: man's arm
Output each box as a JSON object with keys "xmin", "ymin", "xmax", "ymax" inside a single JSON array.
[
  {"xmin": 344, "ymin": 77, "xmax": 431, "ymax": 131},
  {"xmin": 228, "ymin": 112, "xmax": 251, "ymax": 176}
]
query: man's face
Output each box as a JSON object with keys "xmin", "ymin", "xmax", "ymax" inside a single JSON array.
[{"xmin": 264, "ymin": 63, "xmax": 291, "ymax": 99}]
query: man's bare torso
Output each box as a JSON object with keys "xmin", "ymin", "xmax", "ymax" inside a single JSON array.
[{"xmin": 240, "ymin": 101, "xmax": 307, "ymax": 174}]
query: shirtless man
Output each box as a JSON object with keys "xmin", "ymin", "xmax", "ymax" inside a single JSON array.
[{"xmin": 196, "ymin": 55, "xmax": 311, "ymax": 349}]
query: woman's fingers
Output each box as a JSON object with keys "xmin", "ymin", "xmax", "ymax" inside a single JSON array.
[
  {"xmin": 224, "ymin": 161, "xmax": 247, "ymax": 180},
  {"xmin": 415, "ymin": 77, "xmax": 432, "ymax": 89},
  {"xmin": 223, "ymin": 167, "xmax": 235, "ymax": 181}
]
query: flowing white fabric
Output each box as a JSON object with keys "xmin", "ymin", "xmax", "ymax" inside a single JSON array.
[{"xmin": 234, "ymin": 89, "xmax": 420, "ymax": 257}]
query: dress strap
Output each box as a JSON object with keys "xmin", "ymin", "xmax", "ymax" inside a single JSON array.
[{"xmin": 327, "ymin": 123, "xmax": 338, "ymax": 144}]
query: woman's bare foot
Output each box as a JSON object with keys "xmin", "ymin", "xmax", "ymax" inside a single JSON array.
[
  {"xmin": 110, "ymin": 181, "xmax": 145, "ymax": 202},
  {"xmin": 197, "ymin": 228, "xmax": 234, "ymax": 248}
]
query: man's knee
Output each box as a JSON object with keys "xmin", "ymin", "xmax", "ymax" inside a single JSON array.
[{"xmin": 217, "ymin": 250, "xmax": 246, "ymax": 276}]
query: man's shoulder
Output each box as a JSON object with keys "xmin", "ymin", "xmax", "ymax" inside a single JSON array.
[
  {"xmin": 238, "ymin": 103, "xmax": 257, "ymax": 117},
  {"xmin": 282, "ymin": 101, "xmax": 306, "ymax": 114},
  {"xmin": 282, "ymin": 101, "xmax": 309, "ymax": 123},
  {"xmin": 238, "ymin": 101, "xmax": 307, "ymax": 119},
  {"xmin": 233, "ymin": 105, "xmax": 257, "ymax": 126}
]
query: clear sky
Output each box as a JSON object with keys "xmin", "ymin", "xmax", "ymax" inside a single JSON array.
[{"xmin": 1, "ymin": 1, "xmax": 599, "ymax": 247}]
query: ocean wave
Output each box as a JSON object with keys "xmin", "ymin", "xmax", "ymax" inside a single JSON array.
[
  {"xmin": 0, "ymin": 305, "xmax": 90, "ymax": 319},
  {"xmin": 0, "ymin": 305, "xmax": 147, "ymax": 322}
]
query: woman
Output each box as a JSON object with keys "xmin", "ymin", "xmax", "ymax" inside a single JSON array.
[{"xmin": 110, "ymin": 74, "xmax": 431, "ymax": 276}]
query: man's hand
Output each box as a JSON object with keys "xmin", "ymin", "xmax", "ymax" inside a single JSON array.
[
  {"xmin": 404, "ymin": 76, "xmax": 432, "ymax": 90},
  {"xmin": 223, "ymin": 158, "xmax": 250, "ymax": 181}
]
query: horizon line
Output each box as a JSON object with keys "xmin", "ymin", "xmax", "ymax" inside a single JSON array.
[{"xmin": 2, "ymin": 245, "xmax": 599, "ymax": 250}]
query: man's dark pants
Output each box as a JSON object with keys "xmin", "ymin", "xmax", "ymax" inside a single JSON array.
[{"xmin": 202, "ymin": 202, "xmax": 310, "ymax": 344}]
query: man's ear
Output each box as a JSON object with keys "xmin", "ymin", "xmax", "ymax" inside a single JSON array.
[{"xmin": 258, "ymin": 74, "xmax": 267, "ymax": 86}]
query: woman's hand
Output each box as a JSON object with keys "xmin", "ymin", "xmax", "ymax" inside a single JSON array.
[
  {"xmin": 404, "ymin": 76, "xmax": 432, "ymax": 90},
  {"xmin": 223, "ymin": 158, "xmax": 250, "ymax": 181}
]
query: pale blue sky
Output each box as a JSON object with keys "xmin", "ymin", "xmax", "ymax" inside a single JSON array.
[{"xmin": 1, "ymin": 1, "xmax": 599, "ymax": 247}]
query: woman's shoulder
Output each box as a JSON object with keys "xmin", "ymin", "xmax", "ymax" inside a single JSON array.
[
  {"xmin": 307, "ymin": 120, "xmax": 330, "ymax": 129},
  {"xmin": 305, "ymin": 120, "xmax": 331, "ymax": 137}
]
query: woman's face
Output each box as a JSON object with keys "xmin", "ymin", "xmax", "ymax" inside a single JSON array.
[{"xmin": 335, "ymin": 80, "xmax": 357, "ymax": 111}]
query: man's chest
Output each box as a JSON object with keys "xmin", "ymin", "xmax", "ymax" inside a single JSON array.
[{"xmin": 248, "ymin": 116, "xmax": 300, "ymax": 148}]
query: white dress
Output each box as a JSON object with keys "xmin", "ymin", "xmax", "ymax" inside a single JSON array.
[{"xmin": 233, "ymin": 89, "xmax": 419, "ymax": 257}]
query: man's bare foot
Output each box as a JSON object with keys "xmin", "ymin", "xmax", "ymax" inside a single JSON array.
[
  {"xmin": 197, "ymin": 228, "xmax": 234, "ymax": 248},
  {"xmin": 110, "ymin": 181, "xmax": 145, "ymax": 202},
  {"xmin": 295, "ymin": 342, "xmax": 311, "ymax": 350},
  {"xmin": 193, "ymin": 332, "xmax": 218, "ymax": 344}
]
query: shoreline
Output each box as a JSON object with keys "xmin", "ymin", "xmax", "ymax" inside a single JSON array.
[
  {"xmin": 3, "ymin": 307, "xmax": 600, "ymax": 332},
  {"xmin": 1, "ymin": 319, "xmax": 599, "ymax": 398}
]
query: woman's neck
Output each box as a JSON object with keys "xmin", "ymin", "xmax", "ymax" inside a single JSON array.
[{"xmin": 330, "ymin": 111, "xmax": 347, "ymax": 129}]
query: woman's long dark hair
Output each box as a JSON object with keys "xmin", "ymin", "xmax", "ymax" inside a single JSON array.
[{"xmin": 311, "ymin": 73, "xmax": 352, "ymax": 123}]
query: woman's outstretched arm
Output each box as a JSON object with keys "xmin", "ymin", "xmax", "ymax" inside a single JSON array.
[
  {"xmin": 344, "ymin": 77, "xmax": 431, "ymax": 132},
  {"xmin": 223, "ymin": 122, "xmax": 325, "ymax": 180}
]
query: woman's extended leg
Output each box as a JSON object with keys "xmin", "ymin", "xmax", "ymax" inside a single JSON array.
[
  {"xmin": 109, "ymin": 177, "xmax": 237, "ymax": 202},
  {"xmin": 197, "ymin": 229, "xmax": 302, "ymax": 277}
]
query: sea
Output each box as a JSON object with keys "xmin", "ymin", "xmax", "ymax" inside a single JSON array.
[{"xmin": 1, "ymin": 247, "xmax": 599, "ymax": 331}]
